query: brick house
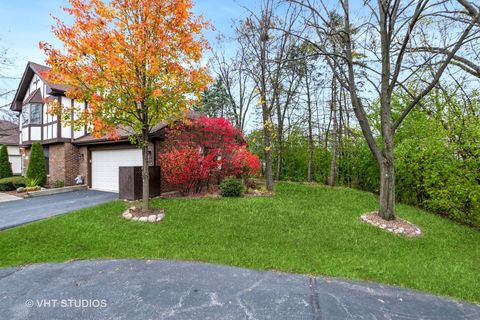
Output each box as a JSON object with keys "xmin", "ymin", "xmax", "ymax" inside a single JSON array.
[{"xmin": 10, "ymin": 61, "xmax": 170, "ymax": 192}]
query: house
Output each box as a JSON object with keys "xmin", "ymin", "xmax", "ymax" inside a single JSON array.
[
  {"xmin": 10, "ymin": 62, "xmax": 168, "ymax": 192},
  {"xmin": 0, "ymin": 120, "xmax": 22, "ymax": 175}
]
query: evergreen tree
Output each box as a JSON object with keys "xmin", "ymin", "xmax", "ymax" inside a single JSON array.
[
  {"xmin": 0, "ymin": 145, "xmax": 13, "ymax": 179},
  {"xmin": 26, "ymin": 142, "xmax": 47, "ymax": 187},
  {"xmin": 194, "ymin": 78, "xmax": 232, "ymax": 119}
]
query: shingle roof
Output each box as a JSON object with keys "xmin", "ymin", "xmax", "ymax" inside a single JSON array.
[
  {"xmin": 23, "ymin": 88, "xmax": 44, "ymax": 105},
  {"xmin": 73, "ymin": 123, "xmax": 168, "ymax": 145},
  {"xmin": 0, "ymin": 120, "xmax": 19, "ymax": 145},
  {"xmin": 28, "ymin": 62, "xmax": 70, "ymax": 93},
  {"xmin": 10, "ymin": 62, "xmax": 70, "ymax": 111},
  {"xmin": 73, "ymin": 112, "xmax": 201, "ymax": 145}
]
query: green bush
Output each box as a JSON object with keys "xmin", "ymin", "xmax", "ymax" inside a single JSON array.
[
  {"xmin": 0, "ymin": 145, "xmax": 13, "ymax": 179},
  {"xmin": 25, "ymin": 177, "xmax": 40, "ymax": 188},
  {"xmin": 0, "ymin": 176, "xmax": 25, "ymax": 191},
  {"xmin": 52, "ymin": 180, "xmax": 65, "ymax": 188},
  {"xmin": 220, "ymin": 177, "xmax": 244, "ymax": 197},
  {"xmin": 395, "ymin": 108, "xmax": 480, "ymax": 227},
  {"xmin": 26, "ymin": 142, "xmax": 47, "ymax": 187}
]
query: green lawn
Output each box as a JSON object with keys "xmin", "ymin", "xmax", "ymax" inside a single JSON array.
[{"xmin": 0, "ymin": 183, "xmax": 479, "ymax": 302}]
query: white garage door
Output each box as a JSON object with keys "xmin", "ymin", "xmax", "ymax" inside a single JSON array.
[
  {"xmin": 9, "ymin": 155, "xmax": 22, "ymax": 175},
  {"xmin": 91, "ymin": 149, "xmax": 142, "ymax": 192}
]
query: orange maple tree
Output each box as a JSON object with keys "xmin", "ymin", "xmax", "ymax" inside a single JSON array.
[{"xmin": 40, "ymin": 0, "xmax": 211, "ymax": 210}]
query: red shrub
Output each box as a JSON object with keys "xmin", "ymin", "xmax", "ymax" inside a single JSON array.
[{"xmin": 159, "ymin": 116, "xmax": 260, "ymax": 193}]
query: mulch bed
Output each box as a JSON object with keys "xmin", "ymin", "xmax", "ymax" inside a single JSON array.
[
  {"xmin": 360, "ymin": 212, "xmax": 422, "ymax": 237},
  {"xmin": 129, "ymin": 207, "xmax": 165, "ymax": 218}
]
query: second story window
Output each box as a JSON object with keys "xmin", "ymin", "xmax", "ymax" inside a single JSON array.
[
  {"xmin": 30, "ymin": 104, "xmax": 42, "ymax": 124},
  {"xmin": 22, "ymin": 107, "xmax": 29, "ymax": 126},
  {"xmin": 22, "ymin": 103, "xmax": 42, "ymax": 126}
]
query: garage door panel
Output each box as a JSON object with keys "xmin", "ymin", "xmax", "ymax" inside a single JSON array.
[
  {"xmin": 9, "ymin": 155, "xmax": 22, "ymax": 175},
  {"xmin": 91, "ymin": 149, "xmax": 142, "ymax": 192}
]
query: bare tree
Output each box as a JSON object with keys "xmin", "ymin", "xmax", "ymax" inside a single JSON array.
[
  {"xmin": 211, "ymin": 36, "xmax": 258, "ymax": 131},
  {"xmin": 273, "ymin": 41, "xmax": 303, "ymax": 180},
  {"xmin": 290, "ymin": 0, "xmax": 480, "ymax": 219},
  {"xmin": 0, "ymin": 37, "xmax": 18, "ymax": 123},
  {"xmin": 236, "ymin": 0, "xmax": 299, "ymax": 191}
]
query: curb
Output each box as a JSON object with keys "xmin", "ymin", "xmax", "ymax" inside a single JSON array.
[{"xmin": 24, "ymin": 185, "xmax": 88, "ymax": 198}]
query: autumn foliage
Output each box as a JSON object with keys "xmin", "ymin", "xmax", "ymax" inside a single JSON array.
[
  {"xmin": 40, "ymin": 0, "xmax": 211, "ymax": 138},
  {"xmin": 40, "ymin": 0, "xmax": 211, "ymax": 208},
  {"xmin": 159, "ymin": 117, "xmax": 261, "ymax": 194}
]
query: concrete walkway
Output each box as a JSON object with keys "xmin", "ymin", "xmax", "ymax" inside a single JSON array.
[
  {"xmin": 0, "ymin": 190, "xmax": 117, "ymax": 230},
  {"xmin": 0, "ymin": 192, "xmax": 21, "ymax": 203},
  {"xmin": 0, "ymin": 260, "xmax": 478, "ymax": 320}
]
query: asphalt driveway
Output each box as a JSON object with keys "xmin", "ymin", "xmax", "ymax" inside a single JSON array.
[
  {"xmin": 0, "ymin": 190, "xmax": 117, "ymax": 231},
  {"xmin": 0, "ymin": 259, "xmax": 478, "ymax": 320}
]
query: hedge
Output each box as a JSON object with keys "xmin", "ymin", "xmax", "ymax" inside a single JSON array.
[
  {"xmin": 0, "ymin": 176, "xmax": 25, "ymax": 191},
  {"xmin": 26, "ymin": 142, "xmax": 47, "ymax": 187},
  {"xmin": 0, "ymin": 145, "xmax": 13, "ymax": 179}
]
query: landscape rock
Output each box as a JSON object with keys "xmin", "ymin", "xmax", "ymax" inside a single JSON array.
[
  {"xmin": 122, "ymin": 208, "xmax": 166, "ymax": 224},
  {"xmin": 360, "ymin": 212, "xmax": 422, "ymax": 237},
  {"xmin": 16, "ymin": 187, "xmax": 25, "ymax": 193}
]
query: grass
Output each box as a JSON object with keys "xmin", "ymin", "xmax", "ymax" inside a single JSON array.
[{"xmin": 0, "ymin": 182, "xmax": 479, "ymax": 303}]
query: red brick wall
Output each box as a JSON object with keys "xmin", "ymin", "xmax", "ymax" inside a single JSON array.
[
  {"xmin": 64, "ymin": 143, "xmax": 80, "ymax": 185},
  {"xmin": 78, "ymin": 146, "xmax": 89, "ymax": 184},
  {"xmin": 48, "ymin": 144, "xmax": 66, "ymax": 185},
  {"xmin": 43, "ymin": 143, "xmax": 81, "ymax": 186}
]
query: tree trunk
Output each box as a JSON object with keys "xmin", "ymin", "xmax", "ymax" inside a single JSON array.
[
  {"xmin": 378, "ymin": 158, "xmax": 395, "ymax": 220},
  {"xmin": 306, "ymin": 74, "xmax": 314, "ymax": 183},
  {"xmin": 275, "ymin": 94, "xmax": 283, "ymax": 181},
  {"xmin": 378, "ymin": 148, "xmax": 395, "ymax": 220},
  {"xmin": 377, "ymin": 0, "xmax": 395, "ymax": 220},
  {"xmin": 263, "ymin": 113, "xmax": 274, "ymax": 192},
  {"xmin": 141, "ymin": 130, "xmax": 150, "ymax": 212},
  {"xmin": 328, "ymin": 75, "xmax": 338, "ymax": 187},
  {"xmin": 275, "ymin": 137, "xmax": 283, "ymax": 181}
]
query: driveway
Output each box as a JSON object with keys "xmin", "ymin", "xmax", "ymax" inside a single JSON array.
[
  {"xmin": 0, "ymin": 190, "xmax": 117, "ymax": 231},
  {"xmin": 0, "ymin": 260, "xmax": 478, "ymax": 320},
  {"xmin": 0, "ymin": 192, "xmax": 21, "ymax": 203}
]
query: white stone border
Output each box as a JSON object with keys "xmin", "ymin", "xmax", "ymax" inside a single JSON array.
[
  {"xmin": 122, "ymin": 208, "xmax": 165, "ymax": 223},
  {"xmin": 360, "ymin": 212, "xmax": 422, "ymax": 237}
]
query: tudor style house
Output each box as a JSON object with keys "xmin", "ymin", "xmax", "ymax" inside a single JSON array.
[{"xmin": 10, "ymin": 62, "xmax": 167, "ymax": 192}]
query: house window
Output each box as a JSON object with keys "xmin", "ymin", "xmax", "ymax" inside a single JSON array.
[
  {"xmin": 21, "ymin": 103, "xmax": 42, "ymax": 125},
  {"xmin": 22, "ymin": 107, "xmax": 29, "ymax": 126},
  {"xmin": 44, "ymin": 147, "xmax": 49, "ymax": 175},
  {"xmin": 30, "ymin": 104, "xmax": 42, "ymax": 124}
]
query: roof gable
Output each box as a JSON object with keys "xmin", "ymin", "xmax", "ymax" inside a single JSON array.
[
  {"xmin": 10, "ymin": 62, "xmax": 68, "ymax": 112},
  {"xmin": 23, "ymin": 88, "xmax": 44, "ymax": 105}
]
